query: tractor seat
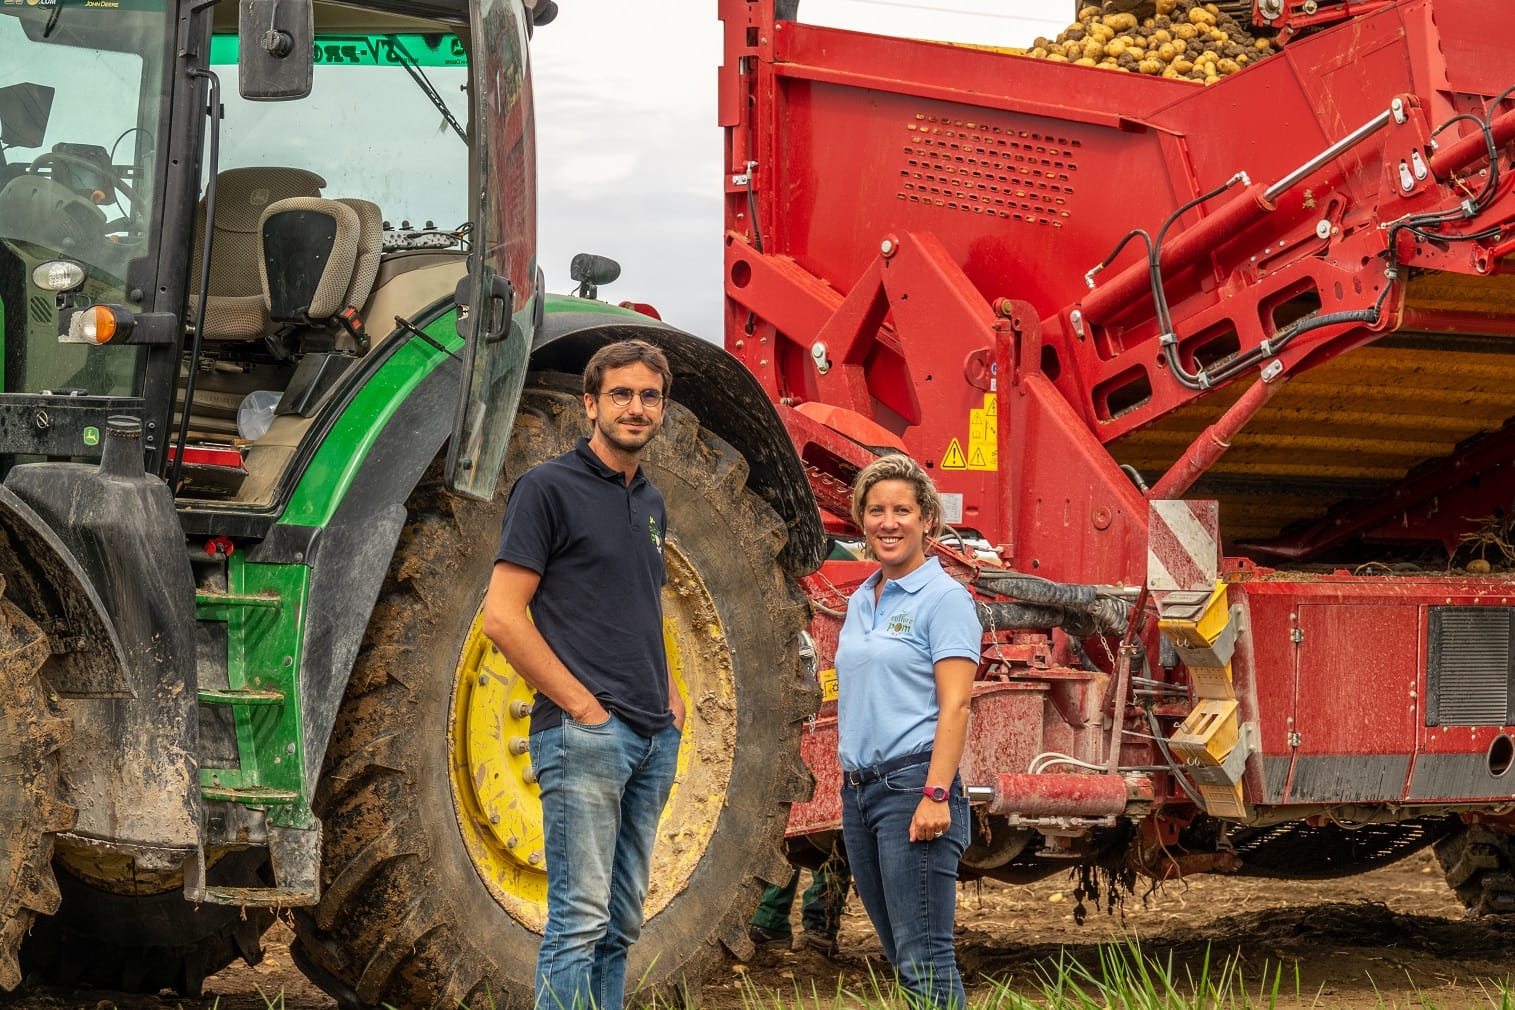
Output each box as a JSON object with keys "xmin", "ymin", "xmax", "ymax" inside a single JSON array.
[
  {"xmin": 188, "ymin": 166, "xmax": 325, "ymax": 343},
  {"xmin": 258, "ymin": 196, "xmax": 384, "ymax": 354}
]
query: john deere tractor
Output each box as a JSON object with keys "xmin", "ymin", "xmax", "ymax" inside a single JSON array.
[{"xmin": 0, "ymin": 0, "xmax": 821, "ymax": 1004}]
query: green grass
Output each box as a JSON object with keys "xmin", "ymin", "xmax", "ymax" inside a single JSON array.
[{"xmin": 733, "ymin": 939, "xmax": 1515, "ymax": 1010}]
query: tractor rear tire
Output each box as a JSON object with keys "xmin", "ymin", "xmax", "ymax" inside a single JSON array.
[
  {"xmin": 291, "ymin": 376, "xmax": 813, "ymax": 1009},
  {"xmin": 0, "ymin": 594, "xmax": 73, "ymax": 992},
  {"xmin": 1434, "ymin": 824, "xmax": 1515, "ymax": 916},
  {"xmin": 19, "ymin": 850, "xmax": 274, "ymax": 997}
]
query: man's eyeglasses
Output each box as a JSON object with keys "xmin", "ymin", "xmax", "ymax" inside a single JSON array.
[{"xmin": 601, "ymin": 387, "xmax": 664, "ymax": 408}]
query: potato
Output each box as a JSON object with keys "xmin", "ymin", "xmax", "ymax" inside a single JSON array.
[
  {"xmin": 1174, "ymin": 22, "xmax": 1198, "ymax": 39},
  {"xmin": 1150, "ymin": 28, "xmax": 1172, "ymax": 43},
  {"xmin": 1047, "ymin": 52, "xmax": 1070, "ymax": 62},
  {"xmin": 1103, "ymin": 11, "xmax": 1138, "ymax": 32},
  {"xmin": 1083, "ymin": 37, "xmax": 1106, "ymax": 58},
  {"xmin": 1104, "ymin": 39, "xmax": 1128, "ymax": 56},
  {"xmin": 1189, "ymin": 7, "xmax": 1215, "ymax": 25},
  {"xmin": 1075, "ymin": 56, "xmax": 1098, "ymax": 66},
  {"xmin": 1155, "ymin": 0, "xmax": 1178, "ymax": 14},
  {"xmin": 1138, "ymin": 57, "xmax": 1164, "ymax": 74},
  {"xmin": 1217, "ymin": 57, "xmax": 1240, "ymax": 73},
  {"xmin": 1156, "ymin": 41, "xmax": 1177, "ymax": 60},
  {"xmin": 1255, "ymin": 37, "xmax": 1273, "ymax": 50},
  {"xmin": 1172, "ymin": 57, "xmax": 1194, "ymax": 74},
  {"xmin": 1078, "ymin": 5, "xmax": 1100, "ymax": 19}
]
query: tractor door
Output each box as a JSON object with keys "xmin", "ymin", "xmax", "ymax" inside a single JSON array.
[{"xmin": 446, "ymin": 0, "xmax": 537, "ymax": 500}]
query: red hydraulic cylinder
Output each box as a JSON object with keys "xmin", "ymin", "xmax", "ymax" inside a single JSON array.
[
  {"xmin": 983, "ymin": 773, "xmax": 1144, "ymax": 818},
  {"xmin": 1429, "ymin": 105, "xmax": 1515, "ymax": 181},
  {"xmin": 1148, "ymin": 371, "xmax": 1285, "ymax": 500},
  {"xmin": 1078, "ymin": 184, "xmax": 1275, "ymax": 326}
]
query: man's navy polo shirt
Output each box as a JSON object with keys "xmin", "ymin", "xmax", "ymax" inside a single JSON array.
[{"xmin": 495, "ymin": 437, "xmax": 672, "ymax": 738}]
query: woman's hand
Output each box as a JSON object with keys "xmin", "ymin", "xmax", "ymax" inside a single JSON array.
[{"xmin": 909, "ymin": 796, "xmax": 951, "ymax": 843}]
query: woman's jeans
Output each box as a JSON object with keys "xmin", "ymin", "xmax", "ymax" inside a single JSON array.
[
  {"xmin": 842, "ymin": 762, "xmax": 969, "ymax": 1010},
  {"xmin": 530, "ymin": 713, "xmax": 681, "ymax": 1010}
]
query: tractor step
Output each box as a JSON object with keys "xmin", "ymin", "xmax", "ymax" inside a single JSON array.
[
  {"xmin": 199, "ymin": 885, "xmax": 315, "ymax": 907},
  {"xmin": 185, "ymin": 824, "xmax": 320, "ymax": 907},
  {"xmin": 200, "ymin": 784, "xmax": 299, "ymax": 804},
  {"xmin": 197, "ymin": 687, "xmax": 285, "ymax": 705}
]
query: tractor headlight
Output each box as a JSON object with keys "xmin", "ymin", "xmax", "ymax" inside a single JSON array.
[{"xmin": 32, "ymin": 260, "xmax": 86, "ymax": 292}]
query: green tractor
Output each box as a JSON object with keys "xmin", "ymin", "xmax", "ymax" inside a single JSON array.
[{"xmin": 0, "ymin": 0, "xmax": 822, "ymax": 1004}]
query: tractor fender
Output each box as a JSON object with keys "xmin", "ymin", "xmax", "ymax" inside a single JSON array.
[
  {"xmin": 530, "ymin": 301, "xmax": 825, "ymax": 576},
  {"xmin": 248, "ymin": 319, "xmax": 465, "ymax": 796},
  {"xmin": 0, "ymin": 484, "xmax": 129, "ymax": 697}
]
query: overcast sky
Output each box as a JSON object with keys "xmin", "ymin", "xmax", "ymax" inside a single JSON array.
[{"xmin": 530, "ymin": 0, "xmax": 1069, "ymax": 343}]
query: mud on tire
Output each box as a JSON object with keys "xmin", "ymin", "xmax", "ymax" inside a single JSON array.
[
  {"xmin": 1435, "ymin": 824, "xmax": 1515, "ymax": 917},
  {"xmin": 0, "ymin": 593, "xmax": 73, "ymax": 992},
  {"xmin": 291, "ymin": 374, "xmax": 813, "ymax": 1009}
]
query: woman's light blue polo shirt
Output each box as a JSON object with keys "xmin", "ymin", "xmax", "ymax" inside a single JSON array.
[{"xmin": 835, "ymin": 556, "xmax": 982, "ymax": 771}]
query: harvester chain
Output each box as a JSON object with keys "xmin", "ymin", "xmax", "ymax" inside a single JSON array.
[{"xmin": 1228, "ymin": 815, "xmax": 1460, "ymax": 879}]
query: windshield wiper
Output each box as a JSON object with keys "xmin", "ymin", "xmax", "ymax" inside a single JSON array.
[{"xmin": 386, "ymin": 34, "xmax": 467, "ymax": 145}]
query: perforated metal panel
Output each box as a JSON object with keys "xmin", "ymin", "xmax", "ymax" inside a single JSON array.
[
  {"xmin": 897, "ymin": 114, "xmax": 1077, "ymax": 227},
  {"xmin": 1427, "ymin": 607, "xmax": 1515, "ymax": 726}
]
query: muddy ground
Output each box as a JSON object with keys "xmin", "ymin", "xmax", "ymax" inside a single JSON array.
[{"xmin": 5, "ymin": 847, "xmax": 1513, "ymax": 1010}]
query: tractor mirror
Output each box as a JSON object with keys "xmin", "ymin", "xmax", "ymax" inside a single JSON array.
[
  {"xmin": 569, "ymin": 252, "xmax": 621, "ymax": 300},
  {"xmin": 238, "ymin": 0, "xmax": 314, "ymax": 101}
]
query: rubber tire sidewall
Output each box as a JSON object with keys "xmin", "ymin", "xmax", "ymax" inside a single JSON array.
[{"xmin": 293, "ymin": 376, "xmax": 809, "ymax": 1008}]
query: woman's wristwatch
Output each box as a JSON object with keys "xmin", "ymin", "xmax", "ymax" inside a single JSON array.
[{"xmin": 922, "ymin": 784, "xmax": 948, "ymax": 802}]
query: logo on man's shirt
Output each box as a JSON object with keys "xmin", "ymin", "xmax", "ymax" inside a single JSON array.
[
  {"xmin": 884, "ymin": 611, "xmax": 913, "ymax": 636},
  {"xmin": 649, "ymin": 517, "xmax": 663, "ymax": 554}
]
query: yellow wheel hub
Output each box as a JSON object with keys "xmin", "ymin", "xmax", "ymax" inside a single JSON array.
[{"xmin": 449, "ymin": 543, "xmax": 736, "ymax": 931}]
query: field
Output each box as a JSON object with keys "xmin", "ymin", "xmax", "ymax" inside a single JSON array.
[{"xmin": 5, "ymin": 847, "xmax": 1512, "ymax": 1010}]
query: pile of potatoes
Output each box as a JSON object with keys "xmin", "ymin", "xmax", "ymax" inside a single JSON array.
[{"xmin": 1025, "ymin": 0, "xmax": 1275, "ymax": 83}]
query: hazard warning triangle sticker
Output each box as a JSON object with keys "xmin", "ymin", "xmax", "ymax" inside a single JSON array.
[{"xmin": 941, "ymin": 438, "xmax": 967, "ymax": 469}]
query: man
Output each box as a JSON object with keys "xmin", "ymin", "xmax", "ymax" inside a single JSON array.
[{"xmin": 483, "ymin": 339, "xmax": 685, "ymax": 1010}]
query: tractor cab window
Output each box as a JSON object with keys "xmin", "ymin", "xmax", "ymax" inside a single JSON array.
[
  {"xmin": 0, "ymin": 0, "xmax": 164, "ymax": 397},
  {"xmin": 211, "ymin": 29, "xmax": 470, "ymax": 255}
]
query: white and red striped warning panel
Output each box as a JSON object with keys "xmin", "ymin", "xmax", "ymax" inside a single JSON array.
[{"xmin": 1148, "ymin": 500, "xmax": 1219, "ymax": 594}]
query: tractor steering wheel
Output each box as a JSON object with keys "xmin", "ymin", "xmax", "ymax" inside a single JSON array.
[{"xmin": 28, "ymin": 151, "xmax": 140, "ymax": 209}]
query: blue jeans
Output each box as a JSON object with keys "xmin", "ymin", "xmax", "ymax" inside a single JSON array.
[
  {"xmin": 530, "ymin": 713, "xmax": 681, "ymax": 1010},
  {"xmin": 842, "ymin": 763, "xmax": 969, "ymax": 1010}
]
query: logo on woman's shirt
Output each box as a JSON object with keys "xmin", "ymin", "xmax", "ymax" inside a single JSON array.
[{"xmin": 885, "ymin": 612, "xmax": 913, "ymax": 636}]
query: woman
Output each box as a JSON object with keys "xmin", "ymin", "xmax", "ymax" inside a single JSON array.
[{"xmin": 835, "ymin": 454, "xmax": 980, "ymax": 1010}]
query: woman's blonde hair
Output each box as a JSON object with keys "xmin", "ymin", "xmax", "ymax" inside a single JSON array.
[{"xmin": 849, "ymin": 453, "xmax": 944, "ymax": 543}]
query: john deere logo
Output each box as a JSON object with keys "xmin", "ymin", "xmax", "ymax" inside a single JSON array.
[{"xmin": 82, "ymin": 426, "xmax": 100, "ymax": 446}]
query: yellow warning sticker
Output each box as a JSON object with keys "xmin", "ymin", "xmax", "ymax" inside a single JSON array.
[
  {"xmin": 967, "ymin": 393, "xmax": 998, "ymax": 471},
  {"xmin": 818, "ymin": 667, "xmax": 838, "ymax": 702},
  {"xmin": 941, "ymin": 438, "xmax": 967, "ymax": 470}
]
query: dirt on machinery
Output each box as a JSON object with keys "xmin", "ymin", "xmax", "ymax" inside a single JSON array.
[{"xmin": 4, "ymin": 847, "xmax": 1512, "ymax": 1010}]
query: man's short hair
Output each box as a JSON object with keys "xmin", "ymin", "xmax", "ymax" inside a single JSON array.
[{"xmin": 583, "ymin": 340, "xmax": 673, "ymax": 398}]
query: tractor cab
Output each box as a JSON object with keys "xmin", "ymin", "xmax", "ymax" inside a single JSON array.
[{"xmin": 0, "ymin": 0, "xmax": 538, "ymax": 506}]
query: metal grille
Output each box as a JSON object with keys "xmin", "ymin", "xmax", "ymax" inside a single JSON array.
[
  {"xmin": 30, "ymin": 294, "xmax": 53, "ymax": 325},
  {"xmin": 898, "ymin": 113, "xmax": 1077, "ymax": 227},
  {"xmin": 1427, "ymin": 607, "xmax": 1515, "ymax": 726}
]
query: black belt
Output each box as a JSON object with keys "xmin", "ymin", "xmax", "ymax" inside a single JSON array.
[{"xmin": 844, "ymin": 750, "xmax": 931, "ymax": 787}]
